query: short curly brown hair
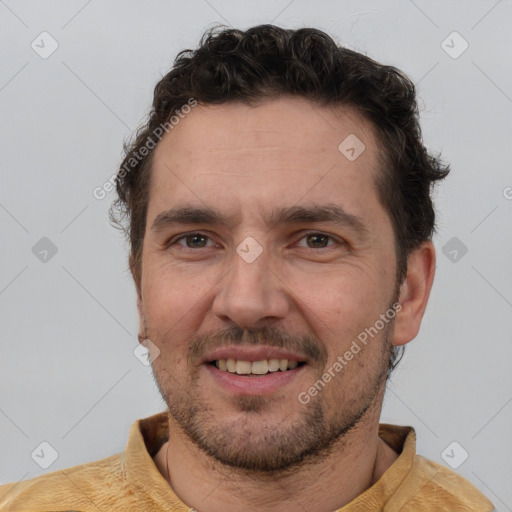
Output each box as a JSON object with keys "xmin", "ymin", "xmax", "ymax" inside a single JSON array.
[{"xmin": 110, "ymin": 24, "xmax": 450, "ymax": 372}]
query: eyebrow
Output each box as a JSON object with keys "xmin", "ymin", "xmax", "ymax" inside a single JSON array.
[{"xmin": 151, "ymin": 203, "xmax": 371, "ymax": 239}]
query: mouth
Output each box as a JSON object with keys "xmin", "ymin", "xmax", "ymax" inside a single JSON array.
[
  {"xmin": 202, "ymin": 347, "xmax": 310, "ymax": 396},
  {"xmin": 208, "ymin": 358, "xmax": 307, "ymax": 376}
]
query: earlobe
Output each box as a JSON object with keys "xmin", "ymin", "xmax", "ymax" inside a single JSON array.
[
  {"xmin": 129, "ymin": 254, "xmax": 141, "ymax": 299},
  {"xmin": 130, "ymin": 254, "xmax": 146, "ymax": 344},
  {"xmin": 392, "ymin": 241, "xmax": 436, "ymax": 346},
  {"xmin": 136, "ymin": 294, "xmax": 144, "ymax": 340}
]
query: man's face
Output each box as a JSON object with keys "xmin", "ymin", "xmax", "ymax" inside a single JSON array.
[{"xmin": 138, "ymin": 97, "xmax": 400, "ymax": 472}]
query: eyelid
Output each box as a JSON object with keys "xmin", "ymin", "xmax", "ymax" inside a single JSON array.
[
  {"xmin": 166, "ymin": 230, "xmax": 345, "ymax": 249},
  {"xmin": 295, "ymin": 231, "xmax": 343, "ymax": 248},
  {"xmin": 167, "ymin": 231, "xmax": 217, "ymax": 248}
]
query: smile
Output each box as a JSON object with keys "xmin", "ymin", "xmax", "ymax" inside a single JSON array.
[{"xmin": 210, "ymin": 358, "xmax": 307, "ymax": 375}]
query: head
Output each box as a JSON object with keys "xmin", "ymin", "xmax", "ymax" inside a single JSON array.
[{"xmin": 111, "ymin": 25, "xmax": 449, "ymax": 473}]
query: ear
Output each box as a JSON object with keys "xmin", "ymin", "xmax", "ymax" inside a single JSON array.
[
  {"xmin": 392, "ymin": 240, "xmax": 436, "ymax": 346},
  {"xmin": 129, "ymin": 254, "xmax": 146, "ymax": 344},
  {"xmin": 136, "ymin": 294, "xmax": 146, "ymax": 343}
]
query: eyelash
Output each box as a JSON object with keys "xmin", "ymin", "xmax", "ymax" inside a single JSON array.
[{"xmin": 166, "ymin": 231, "xmax": 344, "ymax": 251}]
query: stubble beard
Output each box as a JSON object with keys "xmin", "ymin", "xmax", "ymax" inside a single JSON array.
[{"xmin": 149, "ymin": 321, "xmax": 395, "ymax": 475}]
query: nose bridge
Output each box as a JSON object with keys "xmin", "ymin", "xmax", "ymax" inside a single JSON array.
[{"xmin": 212, "ymin": 240, "xmax": 288, "ymax": 327}]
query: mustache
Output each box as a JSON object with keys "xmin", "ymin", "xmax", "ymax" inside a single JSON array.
[{"xmin": 187, "ymin": 324, "xmax": 328, "ymax": 367}]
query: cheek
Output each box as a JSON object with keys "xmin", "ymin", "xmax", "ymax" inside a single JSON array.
[
  {"xmin": 143, "ymin": 260, "xmax": 211, "ymax": 321},
  {"xmin": 285, "ymin": 269, "xmax": 392, "ymax": 376},
  {"xmin": 288, "ymin": 265, "xmax": 384, "ymax": 327},
  {"xmin": 140, "ymin": 276, "xmax": 194, "ymax": 357}
]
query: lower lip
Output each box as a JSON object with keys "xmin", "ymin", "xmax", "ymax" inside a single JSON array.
[{"xmin": 204, "ymin": 364, "xmax": 306, "ymax": 396}]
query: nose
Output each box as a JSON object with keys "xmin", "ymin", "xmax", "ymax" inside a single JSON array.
[{"xmin": 211, "ymin": 246, "xmax": 290, "ymax": 328}]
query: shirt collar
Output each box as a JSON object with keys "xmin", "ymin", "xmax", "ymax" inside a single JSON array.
[{"xmin": 123, "ymin": 411, "xmax": 417, "ymax": 510}]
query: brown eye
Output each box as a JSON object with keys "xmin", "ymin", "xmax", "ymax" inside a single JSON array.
[
  {"xmin": 296, "ymin": 232, "xmax": 339, "ymax": 249},
  {"xmin": 184, "ymin": 234, "xmax": 208, "ymax": 248},
  {"xmin": 306, "ymin": 233, "xmax": 330, "ymax": 248},
  {"xmin": 170, "ymin": 233, "xmax": 215, "ymax": 249}
]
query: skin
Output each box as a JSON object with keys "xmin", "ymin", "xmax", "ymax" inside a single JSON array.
[{"xmin": 134, "ymin": 97, "xmax": 436, "ymax": 511}]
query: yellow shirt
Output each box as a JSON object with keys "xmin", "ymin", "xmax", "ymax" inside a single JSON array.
[{"xmin": 0, "ymin": 411, "xmax": 494, "ymax": 511}]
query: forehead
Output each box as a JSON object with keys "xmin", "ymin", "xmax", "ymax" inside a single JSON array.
[
  {"xmin": 148, "ymin": 97, "xmax": 385, "ymax": 229},
  {"xmin": 153, "ymin": 97, "xmax": 378, "ymax": 168}
]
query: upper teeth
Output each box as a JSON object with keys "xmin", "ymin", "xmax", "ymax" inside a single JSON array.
[{"xmin": 215, "ymin": 359, "xmax": 299, "ymax": 375}]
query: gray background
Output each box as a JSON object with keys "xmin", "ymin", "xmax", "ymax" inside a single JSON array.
[{"xmin": 1, "ymin": 0, "xmax": 511, "ymax": 509}]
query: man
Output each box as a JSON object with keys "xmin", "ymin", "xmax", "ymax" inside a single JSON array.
[{"xmin": 0, "ymin": 24, "xmax": 494, "ymax": 511}]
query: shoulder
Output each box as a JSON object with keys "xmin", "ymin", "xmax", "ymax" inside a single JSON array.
[
  {"xmin": 392, "ymin": 454, "xmax": 495, "ymax": 511},
  {"xmin": 0, "ymin": 452, "xmax": 128, "ymax": 511}
]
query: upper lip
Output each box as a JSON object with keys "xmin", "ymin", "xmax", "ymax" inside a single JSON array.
[{"xmin": 201, "ymin": 345, "xmax": 309, "ymax": 364}]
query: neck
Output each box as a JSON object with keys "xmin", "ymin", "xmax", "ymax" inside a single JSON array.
[{"xmin": 154, "ymin": 395, "xmax": 398, "ymax": 512}]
